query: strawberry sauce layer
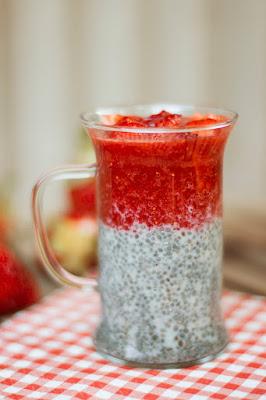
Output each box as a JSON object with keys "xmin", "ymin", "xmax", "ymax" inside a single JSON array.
[{"xmin": 90, "ymin": 111, "xmax": 231, "ymax": 229}]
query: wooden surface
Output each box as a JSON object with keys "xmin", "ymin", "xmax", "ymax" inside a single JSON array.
[{"xmin": 223, "ymin": 208, "xmax": 266, "ymax": 295}]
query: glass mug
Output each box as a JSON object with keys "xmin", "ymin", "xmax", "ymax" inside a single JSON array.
[{"xmin": 32, "ymin": 104, "xmax": 237, "ymax": 368}]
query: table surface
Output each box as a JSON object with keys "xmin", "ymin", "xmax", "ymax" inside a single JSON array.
[{"xmin": 0, "ymin": 288, "xmax": 265, "ymax": 400}]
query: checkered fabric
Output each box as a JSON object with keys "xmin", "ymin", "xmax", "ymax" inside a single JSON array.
[{"xmin": 0, "ymin": 289, "xmax": 265, "ymax": 400}]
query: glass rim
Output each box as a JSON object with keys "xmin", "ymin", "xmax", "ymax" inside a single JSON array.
[{"xmin": 80, "ymin": 103, "xmax": 238, "ymax": 134}]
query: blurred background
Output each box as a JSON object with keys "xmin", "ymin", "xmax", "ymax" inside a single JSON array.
[{"xmin": 0, "ymin": 0, "xmax": 265, "ymax": 302}]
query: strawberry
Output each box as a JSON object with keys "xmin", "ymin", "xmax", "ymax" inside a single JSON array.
[
  {"xmin": 68, "ymin": 179, "xmax": 96, "ymax": 217},
  {"xmin": 184, "ymin": 114, "xmax": 227, "ymax": 129},
  {"xmin": 105, "ymin": 111, "xmax": 228, "ymax": 131},
  {"xmin": 0, "ymin": 243, "xmax": 39, "ymax": 314},
  {"xmin": 146, "ymin": 110, "xmax": 182, "ymax": 127},
  {"xmin": 113, "ymin": 115, "xmax": 147, "ymax": 128},
  {"xmin": 185, "ymin": 117, "xmax": 218, "ymax": 128},
  {"xmin": 110, "ymin": 111, "xmax": 183, "ymax": 129}
]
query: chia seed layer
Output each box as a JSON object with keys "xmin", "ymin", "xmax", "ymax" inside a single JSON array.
[{"xmin": 95, "ymin": 219, "xmax": 227, "ymax": 365}]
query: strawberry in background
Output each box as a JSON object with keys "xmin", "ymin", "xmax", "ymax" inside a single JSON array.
[
  {"xmin": 68, "ymin": 178, "xmax": 96, "ymax": 219},
  {"xmin": 0, "ymin": 243, "xmax": 39, "ymax": 314},
  {"xmin": 0, "ymin": 185, "xmax": 39, "ymax": 315}
]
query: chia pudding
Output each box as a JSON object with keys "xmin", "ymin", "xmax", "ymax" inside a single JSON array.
[
  {"xmin": 96, "ymin": 219, "xmax": 227, "ymax": 364},
  {"xmin": 87, "ymin": 108, "xmax": 235, "ymax": 366}
]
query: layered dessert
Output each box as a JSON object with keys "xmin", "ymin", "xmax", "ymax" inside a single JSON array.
[{"xmin": 90, "ymin": 110, "xmax": 231, "ymax": 365}]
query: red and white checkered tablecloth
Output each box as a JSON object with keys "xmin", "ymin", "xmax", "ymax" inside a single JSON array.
[{"xmin": 0, "ymin": 288, "xmax": 265, "ymax": 400}]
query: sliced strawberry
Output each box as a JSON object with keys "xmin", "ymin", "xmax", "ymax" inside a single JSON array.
[
  {"xmin": 146, "ymin": 110, "xmax": 182, "ymax": 127},
  {"xmin": 185, "ymin": 118, "xmax": 219, "ymax": 128},
  {"xmin": 0, "ymin": 243, "xmax": 39, "ymax": 314},
  {"xmin": 109, "ymin": 111, "xmax": 183, "ymax": 129},
  {"xmin": 113, "ymin": 115, "xmax": 147, "ymax": 128},
  {"xmin": 106, "ymin": 111, "xmax": 227, "ymax": 131}
]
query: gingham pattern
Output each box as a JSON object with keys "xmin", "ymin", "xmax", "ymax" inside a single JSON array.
[{"xmin": 0, "ymin": 289, "xmax": 265, "ymax": 400}]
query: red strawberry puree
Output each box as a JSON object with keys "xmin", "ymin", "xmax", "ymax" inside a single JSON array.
[{"xmin": 91, "ymin": 111, "xmax": 230, "ymax": 230}]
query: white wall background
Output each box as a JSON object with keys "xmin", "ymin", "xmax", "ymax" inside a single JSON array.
[{"xmin": 0, "ymin": 0, "xmax": 265, "ymax": 221}]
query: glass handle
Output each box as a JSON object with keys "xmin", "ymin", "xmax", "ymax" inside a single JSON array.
[{"xmin": 32, "ymin": 164, "xmax": 97, "ymax": 289}]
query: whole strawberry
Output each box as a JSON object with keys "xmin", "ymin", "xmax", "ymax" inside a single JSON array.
[{"xmin": 0, "ymin": 243, "xmax": 39, "ymax": 314}]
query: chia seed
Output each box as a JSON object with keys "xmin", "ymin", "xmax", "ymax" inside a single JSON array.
[{"xmin": 95, "ymin": 219, "xmax": 228, "ymax": 365}]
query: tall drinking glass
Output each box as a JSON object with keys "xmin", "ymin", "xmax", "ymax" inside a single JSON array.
[{"xmin": 32, "ymin": 104, "xmax": 237, "ymax": 367}]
